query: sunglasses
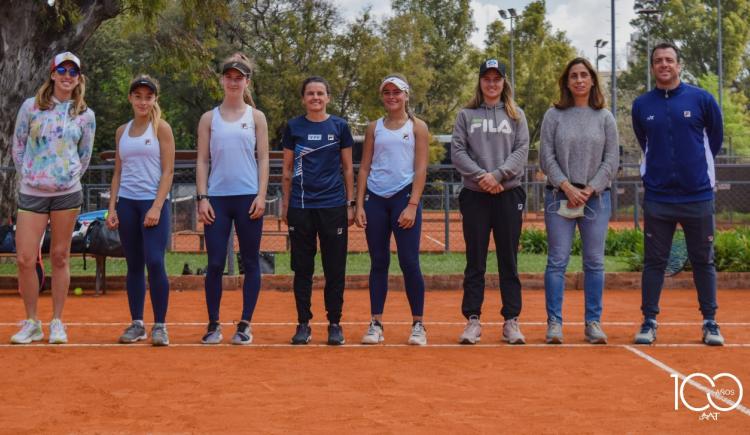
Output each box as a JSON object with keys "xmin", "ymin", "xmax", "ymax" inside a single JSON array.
[{"xmin": 54, "ymin": 66, "xmax": 80, "ymax": 77}]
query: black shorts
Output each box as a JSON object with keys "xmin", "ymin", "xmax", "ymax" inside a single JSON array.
[{"xmin": 17, "ymin": 191, "xmax": 83, "ymax": 214}]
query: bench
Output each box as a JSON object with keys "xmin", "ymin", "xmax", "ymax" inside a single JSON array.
[{"xmin": 0, "ymin": 252, "xmax": 108, "ymax": 296}]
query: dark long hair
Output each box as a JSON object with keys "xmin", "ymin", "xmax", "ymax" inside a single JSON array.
[{"xmin": 553, "ymin": 57, "xmax": 606, "ymax": 110}]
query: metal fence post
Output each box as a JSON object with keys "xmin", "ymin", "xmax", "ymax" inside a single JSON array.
[
  {"xmin": 633, "ymin": 182, "xmax": 640, "ymax": 230},
  {"xmin": 226, "ymin": 226, "xmax": 236, "ymax": 275},
  {"xmin": 443, "ymin": 184, "xmax": 450, "ymax": 253}
]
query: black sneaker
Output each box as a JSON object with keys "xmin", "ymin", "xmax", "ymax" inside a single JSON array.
[
  {"xmin": 201, "ymin": 321, "xmax": 223, "ymax": 344},
  {"xmin": 327, "ymin": 323, "xmax": 345, "ymax": 345},
  {"xmin": 291, "ymin": 323, "xmax": 312, "ymax": 345}
]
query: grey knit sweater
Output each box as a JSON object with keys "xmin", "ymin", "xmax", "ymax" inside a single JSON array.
[{"xmin": 539, "ymin": 106, "xmax": 619, "ymax": 193}]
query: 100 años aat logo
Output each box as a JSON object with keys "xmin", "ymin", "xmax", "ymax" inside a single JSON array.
[{"xmin": 672, "ymin": 372, "xmax": 744, "ymax": 421}]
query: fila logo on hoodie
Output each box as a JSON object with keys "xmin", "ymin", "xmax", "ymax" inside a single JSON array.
[{"xmin": 470, "ymin": 118, "xmax": 512, "ymax": 134}]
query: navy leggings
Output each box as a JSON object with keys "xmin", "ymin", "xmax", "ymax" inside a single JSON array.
[
  {"xmin": 204, "ymin": 195, "xmax": 263, "ymax": 322},
  {"xmin": 116, "ymin": 197, "xmax": 171, "ymax": 323},
  {"xmin": 364, "ymin": 186, "xmax": 424, "ymax": 317}
]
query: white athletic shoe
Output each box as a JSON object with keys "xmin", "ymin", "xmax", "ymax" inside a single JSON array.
[
  {"xmin": 361, "ymin": 320, "xmax": 384, "ymax": 344},
  {"xmin": 49, "ymin": 318, "xmax": 68, "ymax": 344},
  {"xmin": 11, "ymin": 319, "xmax": 44, "ymax": 344},
  {"xmin": 408, "ymin": 321, "xmax": 427, "ymax": 346},
  {"xmin": 459, "ymin": 315, "xmax": 482, "ymax": 344}
]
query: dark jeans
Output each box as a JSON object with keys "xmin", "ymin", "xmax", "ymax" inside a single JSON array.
[
  {"xmin": 459, "ymin": 186, "xmax": 525, "ymax": 320},
  {"xmin": 203, "ymin": 195, "xmax": 264, "ymax": 322},
  {"xmin": 116, "ymin": 197, "xmax": 171, "ymax": 323},
  {"xmin": 288, "ymin": 206, "xmax": 348, "ymax": 324},
  {"xmin": 641, "ymin": 199, "xmax": 718, "ymax": 320}
]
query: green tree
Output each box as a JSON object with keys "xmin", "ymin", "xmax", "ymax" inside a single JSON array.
[
  {"xmin": 698, "ymin": 73, "xmax": 750, "ymax": 156},
  {"xmin": 0, "ymin": 0, "xmax": 226, "ymax": 217}
]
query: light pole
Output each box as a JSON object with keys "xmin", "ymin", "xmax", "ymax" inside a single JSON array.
[
  {"xmin": 498, "ymin": 8, "xmax": 519, "ymax": 89},
  {"xmin": 636, "ymin": 5, "xmax": 661, "ymax": 90},
  {"xmin": 595, "ymin": 39, "xmax": 608, "ymax": 71},
  {"xmin": 610, "ymin": 0, "xmax": 616, "ymax": 118},
  {"xmin": 717, "ymin": 0, "xmax": 723, "ymax": 115}
]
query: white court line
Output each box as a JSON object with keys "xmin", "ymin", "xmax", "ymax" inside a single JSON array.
[
  {"xmin": 624, "ymin": 345, "xmax": 750, "ymax": 417},
  {"xmin": 2, "ymin": 343, "xmax": 750, "ymax": 349},
  {"xmin": 2, "ymin": 321, "xmax": 750, "ymax": 327},
  {"xmin": 424, "ymin": 234, "xmax": 445, "ymax": 247}
]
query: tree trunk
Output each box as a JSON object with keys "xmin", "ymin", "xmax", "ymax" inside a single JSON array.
[{"xmin": 0, "ymin": 0, "xmax": 121, "ymax": 219}]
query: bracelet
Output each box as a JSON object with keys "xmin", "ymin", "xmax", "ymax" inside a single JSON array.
[{"xmin": 196, "ymin": 194, "xmax": 209, "ymax": 201}]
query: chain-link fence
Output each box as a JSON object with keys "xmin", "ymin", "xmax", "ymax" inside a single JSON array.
[{"xmin": 3, "ymin": 160, "xmax": 750, "ymax": 256}]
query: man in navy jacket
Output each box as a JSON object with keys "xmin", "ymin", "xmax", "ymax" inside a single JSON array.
[{"xmin": 631, "ymin": 42, "xmax": 724, "ymax": 346}]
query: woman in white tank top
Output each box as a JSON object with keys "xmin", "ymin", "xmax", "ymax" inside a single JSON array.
[
  {"xmin": 354, "ymin": 74, "xmax": 430, "ymax": 345},
  {"xmin": 195, "ymin": 53, "xmax": 270, "ymax": 345},
  {"xmin": 106, "ymin": 75, "xmax": 176, "ymax": 346}
]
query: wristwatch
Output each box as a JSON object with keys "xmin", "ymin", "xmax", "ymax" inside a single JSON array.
[
  {"xmin": 347, "ymin": 200, "xmax": 356, "ymax": 207},
  {"xmin": 196, "ymin": 194, "xmax": 209, "ymax": 201}
]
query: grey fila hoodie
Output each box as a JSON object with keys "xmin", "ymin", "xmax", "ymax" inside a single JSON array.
[{"xmin": 451, "ymin": 102, "xmax": 530, "ymax": 192}]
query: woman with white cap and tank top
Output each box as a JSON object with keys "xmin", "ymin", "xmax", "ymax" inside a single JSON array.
[
  {"xmin": 10, "ymin": 51, "xmax": 95, "ymax": 345},
  {"xmin": 354, "ymin": 74, "xmax": 429, "ymax": 345},
  {"xmin": 195, "ymin": 53, "xmax": 270, "ymax": 345},
  {"xmin": 106, "ymin": 75, "xmax": 176, "ymax": 346}
]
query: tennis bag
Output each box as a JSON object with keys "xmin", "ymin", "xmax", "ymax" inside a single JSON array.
[
  {"xmin": 85, "ymin": 218, "xmax": 124, "ymax": 257},
  {"xmin": 0, "ymin": 224, "xmax": 15, "ymax": 253}
]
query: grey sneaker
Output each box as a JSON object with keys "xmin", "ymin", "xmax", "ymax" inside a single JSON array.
[
  {"xmin": 503, "ymin": 317, "xmax": 526, "ymax": 344},
  {"xmin": 408, "ymin": 321, "xmax": 427, "ymax": 346},
  {"xmin": 585, "ymin": 321, "xmax": 608, "ymax": 344},
  {"xmin": 634, "ymin": 319, "xmax": 657, "ymax": 344},
  {"xmin": 361, "ymin": 320, "xmax": 384, "ymax": 344},
  {"xmin": 546, "ymin": 321, "xmax": 563, "ymax": 344},
  {"xmin": 702, "ymin": 321, "xmax": 724, "ymax": 346},
  {"xmin": 119, "ymin": 321, "xmax": 147, "ymax": 344},
  {"xmin": 151, "ymin": 323, "xmax": 169, "ymax": 346},
  {"xmin": 459, "ymin": 315, "xmax": 481, "ymax": 344},
  {"xmin": 201, "ymin": 321, "xmax": 223, "ymax": 344},
  {"xmin": 231, "ymin": 321, "xmax": 253, "ymax": 345},
  {"xmin": 11, "ymin": 319, "xmax": 43, "ymax": 344},
  {"xmin": 48, "ymin": 318, "xmax": 68, "ymax": 344}
]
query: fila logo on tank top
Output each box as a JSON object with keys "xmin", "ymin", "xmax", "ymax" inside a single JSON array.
[{"xmin": 470, "ymin": 118, "xmax": 512, "ymax": 134}]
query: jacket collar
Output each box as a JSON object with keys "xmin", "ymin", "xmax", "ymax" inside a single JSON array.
[{"xmin": 653, "ymin": 81, "xmax": 685, "ymax": 98}]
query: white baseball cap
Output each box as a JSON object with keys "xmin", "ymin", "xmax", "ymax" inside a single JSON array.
[
  {"xmin": 50, "ymin": 52, "xmax": 81, "ymax": 71},
  {"xmin": 379, "ymin": 76, "xmax": 410, "ymax": 94}
]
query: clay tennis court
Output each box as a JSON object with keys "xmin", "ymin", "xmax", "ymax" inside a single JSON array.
[{"xmin": 1, "ymin": 285, "xmax": 748, "ymax": 432}]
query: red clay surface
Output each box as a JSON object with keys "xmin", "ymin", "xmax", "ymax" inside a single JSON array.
[{"xmin": 1, "ymin": 287, "xmax": 748, "ymax": 433}]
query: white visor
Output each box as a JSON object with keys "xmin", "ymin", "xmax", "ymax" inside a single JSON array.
[{"xmin": 379, "ymin": 77, "xmax": 409, "ymax": 94}]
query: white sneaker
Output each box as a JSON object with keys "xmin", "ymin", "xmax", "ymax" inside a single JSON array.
[
  {"xmin": 459, "ymin": 315, "xmax": 481, "ymax": 344},
  {"xmin": 49, "ymin": 318, "xmax": 68, "ymax": 344},
  {"xmin": 408, "ymin": 321, "xmax": 427, "ymax": 346},
  {"xmin": 11, "ymin": 319, "xmax": 43, "ymax": 344},
  {"xmin": 503, "ymin": 317, "xmax": 526, "ymax": 344},
  {"xmin": 361, "ymin": 320, "xmax": 384, "ymax": 344}
]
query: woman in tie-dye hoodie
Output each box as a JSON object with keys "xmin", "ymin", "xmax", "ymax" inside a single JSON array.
[{"xmin": 10, "ymin": 51, "xmax": 95, "ymax": 345}]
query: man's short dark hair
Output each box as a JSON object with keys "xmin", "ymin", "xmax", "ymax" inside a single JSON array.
[{"xmin": 650, "ymin": 42, "xmax": 680, "ymax": 65}]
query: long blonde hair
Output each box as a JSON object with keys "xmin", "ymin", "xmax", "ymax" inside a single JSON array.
[
  {"xmin": 465, "ymin": 75, "xmax": 520, "ymax": 121},
  {"xmin": 35, "ymin": 73, "xmax": 88, "ymax": 117},
  {"xmin": 129, "ymin": 74, "xmax": 163, "ymax": 126},
  {"xmin": 222, "ymin": 53, "xmax": 256, "ymax": 107}
]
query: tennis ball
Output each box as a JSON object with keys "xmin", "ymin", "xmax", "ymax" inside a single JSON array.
[{"xmin": 73, "ymin": 287, "xmax": 83, "ymax": 296}]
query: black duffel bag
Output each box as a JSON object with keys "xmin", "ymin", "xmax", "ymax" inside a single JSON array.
[
  {"xmin": 0, "ymin": 224, "xmax": 15, "ymax": 253},
  {"xmin": 85, "ymin": 219, "xmax": 124, "ymax": 257}
]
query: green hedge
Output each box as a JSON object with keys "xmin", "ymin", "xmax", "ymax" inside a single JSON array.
[{"xmin": 520, "ymin": 228, "xmax": 750, "ymax": 272}]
